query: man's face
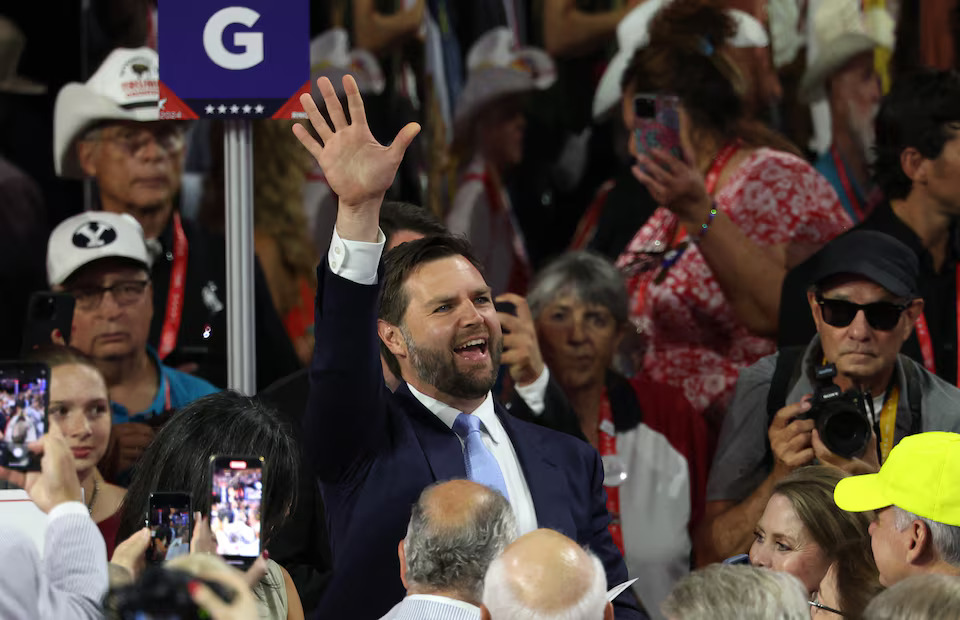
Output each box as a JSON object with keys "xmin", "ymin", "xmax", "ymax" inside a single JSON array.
[
  {"xmin": 62, "ymin": 261, "xmax": 154, "ymax": 361},
  {"xmin": 869, "ymin": 506, "xmax": 913, "ymax": 586},
  {"xmin": 478, "ymin": 95, "xmax": 527, "ymax": 169},
  {"xmin": 77, "ymin": 121, "xmax": 185, "ymax": 216},
  {"xmin": 809, "ymin": 277, "xmax": 920, "ymax": 387},
  {"xmin": 392, "ymin": 256, "xmax": 503, "ymax": 400},
  {"xmin": 923, "ymin": 125, "xmax": 960, "ymax": 216},
  {"xmin": 830, "ymin": 52, "xmax": 881, "ymax": 160},
  {"xmin": 535, "ymin": 293, "xmax": 622, "ymax": 392}
]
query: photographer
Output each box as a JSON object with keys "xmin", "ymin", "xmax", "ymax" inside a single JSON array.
[
  {"xmin": 696, "ymin": 230, "xmax": 960, "ymax": 565},
  {"xmin": 0, "ymin": 434, "xmax": 108, "ymax": 619}
]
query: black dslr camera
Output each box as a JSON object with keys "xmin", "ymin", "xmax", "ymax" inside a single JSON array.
[
  {"xmin": 797, "ymin": 364, "xmax": 873, "ymax": 459},
  {"xmin": 104, "ymin": 566, "xmax": 235, "ymax": 619}
]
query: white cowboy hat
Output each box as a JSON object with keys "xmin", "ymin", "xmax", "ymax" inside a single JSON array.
[
  {"xmin": 54, "ymin": 47, "xmax": 160, "ymax": 178},
  {"xmin": 799, "ymin": 0, "xmax": 894, "ymax": 103},
  {"xmin": 0, "ymin": 17, "xmax": 45, "ymax": 95},
  {"xmin": 310, "ymin": 28, "xmax": 385, "ymax": 99},
  {"xmin": 453, "ymin": 27, "xmax": 556, "ymax": 137},
  {"xmin": 592, "ymin": 1, "xmax": 771, "ymax": 120}
]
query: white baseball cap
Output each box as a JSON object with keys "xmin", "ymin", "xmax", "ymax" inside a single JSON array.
[
  {"xmin": 47, "ymin": 211, "xmax": 153, "ymax": 287},
  {"xmin": 54, "ymin": 47, "xmax": 160, "ymax": 179}
]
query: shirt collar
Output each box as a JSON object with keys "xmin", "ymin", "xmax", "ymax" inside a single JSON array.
[
  {"xmin": 404, "ymin": 383, "xmax": 503, "ymax": 445},
  {"xmin": 404, "ymin": 594, "xmax": 480, "ymax": 612}
]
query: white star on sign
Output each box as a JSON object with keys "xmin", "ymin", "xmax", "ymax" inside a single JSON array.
[
  {"xmin": 242, "ymin": 104, "xmax": 252, "ymax": 114},
  {"xmin": 218, "ymin": 105, "xmax": 227, "ymax": 114},
  {"xmin": 230, "ymin": 104, "xmax": 240, "ymax": 114},
  {"xmin": 205, "ymin": 105, "xmax": 215, "ymax": 114},
  {"xmin": 255, "ymin": 104, "xmax": 264, "ymax": 114}
]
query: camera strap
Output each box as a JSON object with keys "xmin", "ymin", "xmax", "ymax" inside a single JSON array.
[{"xmin": 878, "ymin": 386, "xmax": 899, "ymax": 462}]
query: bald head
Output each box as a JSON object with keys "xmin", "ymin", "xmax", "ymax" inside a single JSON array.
[
  {"xmin": 482, "ymin": 529, "xmax": 612, "ymax": 620},
  {"xmin": 402, "ymin": 480, "xmax": 517, "ymax": 603}
]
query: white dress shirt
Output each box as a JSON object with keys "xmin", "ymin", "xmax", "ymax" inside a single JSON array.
[
  {"xmin": 328, "ymin": 228, "xmax": 539, "ymax": 534},
  {"xmin": 379, "ymin": 594, "xmax": 481, "ymax": 620}
]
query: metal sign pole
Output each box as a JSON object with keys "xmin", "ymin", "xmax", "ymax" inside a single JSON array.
[{"xmin": 224, "ymin": 118, "xmax": 256, "ymax": 394}]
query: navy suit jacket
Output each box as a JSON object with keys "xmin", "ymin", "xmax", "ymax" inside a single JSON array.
[{"xmin": 305, "ymin": 263, "xmax": 645, "ymax": 620}]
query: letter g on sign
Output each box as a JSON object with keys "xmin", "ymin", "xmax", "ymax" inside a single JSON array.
[{"xmin": 203, "ymin": 7, "xmax": 264, "ymax": 70}]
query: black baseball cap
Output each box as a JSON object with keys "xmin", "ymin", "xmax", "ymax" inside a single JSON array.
[{"xmin": 810, "ymin": 230, "xmax": 920, "ymax": 299}]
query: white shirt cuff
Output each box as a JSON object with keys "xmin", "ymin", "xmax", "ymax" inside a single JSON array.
[
  {"xmin": 328, "ymin": 227, "xmax": 386, "ymax": 285},
  {"xmin": 47, "ymin": 501, "xmax": 88, "ymax": 523},
  {"xmin": 513, "ymin": 367, "xmax": 550, "ymax": 416}
]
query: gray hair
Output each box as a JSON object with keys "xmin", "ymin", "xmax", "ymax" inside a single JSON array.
[
  {"xmin": 527, "ymin": 252, "xmax": 628, "ymax": 326},
  {"xmin": 482, "ymin": 548, "xmax": 608, "ymax": 620},
  {"xmin": 864, "ymin": 574, "xmax": 960, "ymax": 619},
  {"xmin": 893, "ymin": 506, "xmax": 960, "ymax": 567},
  {"xmin": 660, "ymin": 565, "xmax": 809, "ymax": 620},
  {"xmin": 404, "ymin": 482, "xmax": 518, "ymax": 602}
]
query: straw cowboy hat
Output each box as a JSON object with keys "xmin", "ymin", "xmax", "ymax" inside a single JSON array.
[
  {"xmin": 799, "ymin": 0, "xmax": 894, "ymax": 103},
  {"xmin": 54, "ymin": 47, "xmax": 160, "ymax": 178},
  {"xmin": 453, "ymin": 27, "xmax": 556, "ymax": 138},
  {"xmin": 592, "ymin": 0, "xmax": 771, "ymax": 120},
  {"xmin": 0, "ymin": 16, "xmax": 45, "ymax": 95},
  {"xmin": 310, "ymin": 28, "xmax": 385, "ymax": 98}
]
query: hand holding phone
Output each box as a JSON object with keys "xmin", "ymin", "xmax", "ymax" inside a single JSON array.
[
  {"xmin": 209, "ymin": 456, "xmax": 264, "ymax": 569},
  {"xmin": 20, "ymin": 293, "xmax": 75, "ymax": 358}
]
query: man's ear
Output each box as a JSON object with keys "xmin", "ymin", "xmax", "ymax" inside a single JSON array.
[
  {"xmin": 378, "ymin": 319, "xmax": 408, "ymax": 359},
  {"xmin": 480, "ymin": 605, "xmax": 492, "ymax": 620},
  {"xmin": 900, "ymin": 147, "xmax": 929, "ymax": 187},
  {"xmin": 76, "ymin": 139, "xmax": 100, "ymax": 178},
  {"xmin": 906, "ymin": 519, "xmax": 930, "ymax": 566},
  {"xmin": 903, "ymin": 298, "xmax": 925, "ymax": 337},
  {"xmin": 398, "ymin": 540, "xmax": 408, "ymax": 590},
  {"xmin": 603, "ymin": 601, "xmax": 615, "ymax": 620}
]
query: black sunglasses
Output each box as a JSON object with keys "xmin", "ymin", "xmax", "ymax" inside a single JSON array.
[{"xmin": 815, "ymin": 294, "xmax": 910, "ymax": 331}]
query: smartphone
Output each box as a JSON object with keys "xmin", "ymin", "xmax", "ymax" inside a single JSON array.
[
  {"xmin": 209, "ymin": 455, "xmax": 264, "ymax": 569},
  {"xmin": 145, "ymin": 492, "xmax": 193, "ymax": 564},
  {"xmin": 0, "ymin": 362, "xmax": 50, "ymax": 470},
  {"xmin": 494, "ymin": 301, "xmax": 517, "ymax": 334},
  {"xmin": 633, "ymin": 93, "xmax": 683, "ymax": 161},
  {"xmin": 20, "ymin": 292, "xmax": 75, "ymax": 357}
]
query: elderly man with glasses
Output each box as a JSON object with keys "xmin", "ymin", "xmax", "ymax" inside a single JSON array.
[
  {"xmin": 696, "ymin": 230, "xmax": 960, "ymax": 567},
  {"xmin": 45, "ymin": 211, "xmax": 217, "ymax": 482}
]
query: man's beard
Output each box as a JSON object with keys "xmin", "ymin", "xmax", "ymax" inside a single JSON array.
[
  {"xmin": 848, "ymin": 100, "xmax": 879, "ymax": 165},
  {"xmin": 403, "ymin": 327, "xmax": 503, "ymax": 401}
]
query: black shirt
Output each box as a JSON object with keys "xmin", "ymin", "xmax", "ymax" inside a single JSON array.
[
  {"xmin": 778, "ymin": 201, "xmax": 959, "ymax": 386},
  {"xmin": 149, "ymin": 214, "xmax": 301, "ymax": 390}
]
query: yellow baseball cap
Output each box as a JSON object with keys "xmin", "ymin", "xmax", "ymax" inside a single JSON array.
[{"xmin": 834, "ymin": 432, "xmax": 960, "ymax": 526}]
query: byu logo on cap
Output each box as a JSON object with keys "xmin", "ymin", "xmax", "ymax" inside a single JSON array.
[{"xmin": 72, "ymin": 221, "xmax": 117, "ymax": 249}]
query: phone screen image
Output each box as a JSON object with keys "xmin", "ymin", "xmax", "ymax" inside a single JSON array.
[
  {"xmin": 210, "ymin": 456, "xmax": 264, "ymax": 567},
  {"xmin": 146, "ymin": 492, "xmax": 192, "ymax": 564},
  {"xmin": 0, "ymin": 362, "xmax": 49, "ymax": 469},
  {"xmin": 633, "ymin": 93, "xmax": 683, "ymax": 162}
]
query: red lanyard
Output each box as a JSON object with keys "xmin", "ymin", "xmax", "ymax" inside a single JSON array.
[
  {"xmin": 598, "ymin": 389, "xmax": 625, "ymax": 556},
  {"xmin": 914, "ymin": 268, "xmax": 960, "ymax": 386},
  {"xmin": 831, "ymin": 146, "xmax": 866, "ymax": 222},
  {"xmin": 158, "ymin": 212, "xmax": 189, "ymax": 360}
]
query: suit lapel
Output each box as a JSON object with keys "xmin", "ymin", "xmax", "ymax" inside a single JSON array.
[
  {"xmin": 395, "ymin": 384, "xmax": 467, "ymax": 483},
  {"xmin": 496, "ymin": 403, "xmax": 562, "ymax": 524}
]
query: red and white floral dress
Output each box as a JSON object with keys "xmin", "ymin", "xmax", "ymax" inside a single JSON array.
[{"xmin": 615, "ymin": 148, "xmax": 851, "ymax": 416}]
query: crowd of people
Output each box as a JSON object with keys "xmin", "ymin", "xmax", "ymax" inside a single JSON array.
[{"xmin": 4, "ymin": 0, "xmax": 960, "ymax": 618}]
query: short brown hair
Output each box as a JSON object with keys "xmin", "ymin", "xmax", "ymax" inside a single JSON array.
[{"xmin": 378, "ymin": 235, "xmax": 485, "ymax": 378}]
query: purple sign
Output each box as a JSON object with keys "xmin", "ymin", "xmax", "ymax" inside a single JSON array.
[{"xmin": 158, "ymin": 0, "xmax": 309, "ymax": 119}]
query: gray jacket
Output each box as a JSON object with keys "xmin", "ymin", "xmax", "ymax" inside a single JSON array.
[{"xmin": 707, "ymin": 335, "xmax": 960, "ymax": 502}]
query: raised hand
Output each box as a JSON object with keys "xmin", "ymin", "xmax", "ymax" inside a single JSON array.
[
  {"xmin": 0, "ymin": 435, "xmax": 82, "ymax": 513},
  {"xmin": 496, "ymin": 294, "xmax": 546, "ymax": 387},
  {"xmin": 292, "ymin": 75, "xmax": 420, "ymax": 241}
]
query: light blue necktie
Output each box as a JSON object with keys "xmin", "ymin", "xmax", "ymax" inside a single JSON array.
[{"xmin": 452, "ymin": 413, "xmax": 510, "ymax": 500}]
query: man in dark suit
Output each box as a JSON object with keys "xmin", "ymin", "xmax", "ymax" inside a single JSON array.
[{"xmin": 293, "ymin": 76, "xmax": 643, "ymax": 620}]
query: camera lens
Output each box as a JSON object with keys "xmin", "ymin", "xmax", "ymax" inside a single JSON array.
[{"xmin": 820, "ymin": 407, "xmax": 871, "ymax": 458}]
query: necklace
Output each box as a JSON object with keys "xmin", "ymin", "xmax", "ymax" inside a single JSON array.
[{"xmin": 86, "ymin": 478, "xmax": 100, "ymax": 516}]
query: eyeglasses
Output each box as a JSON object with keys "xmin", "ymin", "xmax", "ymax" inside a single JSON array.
[
  {"xmin": 68, "ymin": 280, "xmax": 150, "ymax": 311},
  {"xmin": 91, "ymin": 124, "xmax": 185, "ymax": 157},
  {"xmin": 809, "ymin": 598, "xmax": 846, "ymax": 616},
  {"xmin": 815, "ymin": 294, "xmax": 910, "ymax": 331}
]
